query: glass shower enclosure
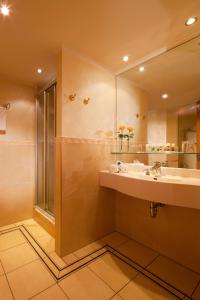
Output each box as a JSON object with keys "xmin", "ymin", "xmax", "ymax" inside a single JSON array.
[{"xmin": 35, "ymin": 83, "xmax": 56, "ymax": 217}]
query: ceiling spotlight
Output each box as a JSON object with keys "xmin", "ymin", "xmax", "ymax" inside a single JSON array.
[
  {"xmin": 0, "ymin": 4, "xmax": 10, "ymax": 16},
  {"xmin": 185, "ymin": 16, "xmax": 198, "ymax": 26},
  {"xmin": 162, "ymin": 94, "xmax": 168, "ymax": 99},
  {"xmin": 37, "ymin": 68, "xmax": 42, "ymax": 74},
  {"xmin": 122, "ymin": 55, "xmax": 129, "ymax": 62},
  {"xmin": 139, "ymin": 66, "xmax": 145, "ymax": 72}
]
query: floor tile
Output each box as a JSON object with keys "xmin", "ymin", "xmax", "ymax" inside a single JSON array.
[
  {"xmin": 147, "ymin": 256, "xmax": 200, "ymax": 296},
  {"xmin": 90, "ymin": 247, "xmax": 107, "ymax": 259},
  {"xmin": 0, "ymin": 242, "xmax": 39, "ymax": 273},
  {"xmin": 59, "ymin": 266, "xmax": 115, "ymax": 300},
  {"xmin": 0, "ymin": 275, "xmax": 13, "ymax": 300},
  {"xmin": 0, "ymin": 224, "xmax": 15, "ymax": 232},
  {"xmin": 0, "ymin": 230, "xmax": 26, "ymax": 251},
  {"xmin": 74, "ymin": 240, "xmax": 105, "ymax": 258},
  {"xmin": 59, "ymin": 256, "xmax": 92, "ymax": 278},
  {"xmin": 0, "ymin": 262, "xmax": 4, "ymax": 275},
  {"xmin": 89, "ymin": 253, "xmax": 138, "ymax": 292},
  {"xmin": 48, "ymin": 252, "xmax": 67, "ymax": 268},
  {"xmin": 102, "ymin": 232, "xmax": 129, "ymax": 248},
  {"xmin": 193, "ymin": 283, "xmax": 200, "ymax": 299},
  {"xmin": 62, "ymin": 253, "xmax": 78, "ymax": 265},
  {"xmin": 140, "ymin": 269, "xmax": 184, "ymax": 299},
  {"xmin": 19, "ymin": 228, "xmax": 46, "ymax": 259},
  {"xmin": 15, "ymin": 219, "xmax": 37, "ymax": 227},
  {"xmin": 117, "ymin": 239, "xmax": 158, "ymax": 268},
  {"xmin": 110, "ymin": 295, "xmax": 123, "ymax": 299},
  {"xmin": 23, "ymin": 222, "xmax": 48, "ymax": 238},
  {"xmin": 42, "ymin": 256, "xmax": 60, "ymax": 278},
  {"xmin": 31, "ymin": 284, "xmax": 68, "ymax": 300},
  {"xmin": 119, "ymin": 274, "xmax": 178, "ymax": 300},
  {"xmin": 35, "ymin": 234, "xmax": 55, "ymax": 253},
  {"xmin": 7, "ymin": 260, "xmax": 55, "ymax": 300}
]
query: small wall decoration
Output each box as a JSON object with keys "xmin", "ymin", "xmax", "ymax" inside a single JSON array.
[
  {"xmin": 68, "ymin": 94, "xmax": 76, "ymax": 101},
  {"xmin": 83, "ymin": 97, "xmax": 90, "ymax": 105}
]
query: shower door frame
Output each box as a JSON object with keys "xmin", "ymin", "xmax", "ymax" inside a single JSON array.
[{"xmin": 35, "ymin": 82, "xmax": 56, "ymax": 218}]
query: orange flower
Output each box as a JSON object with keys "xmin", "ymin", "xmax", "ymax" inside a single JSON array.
[
  {"xmin": 127, "ymin": 126, "xmax": 134, "ymax": 133},
  {"xmin": 118, "ymin": 124, "xmax": 126, "ymax": 131}
]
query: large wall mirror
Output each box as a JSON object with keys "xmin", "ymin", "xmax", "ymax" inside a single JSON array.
[{"xmin": 116, "ymin": 36, "xmax": 200, "ymax": 169}]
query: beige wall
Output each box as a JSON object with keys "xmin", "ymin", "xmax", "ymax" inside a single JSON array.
[
  {"xmin": 115, "ymin": 192, "xmax": 200, "ymax": 273},
  {"xmin": 148, "ymin": 110, "xmax": 167, "ymax": 165},
  {"xmin": 61, "ymin": 50, "xmax": 115, "ymax": 139},
  {"xmin": 56, "ymin": 49, "xmax": 116, "ymax": 256},
  {"xmin": 117, "ymin": 77, "xmax": 148, "ymax": 144},
  {"xmin": 166, "ymin": 112, "xmax": 178, "ymax": 167},
  {"xmin": 115, "ymin": 77, "xmax": 148, "ymax": 164},
  {"xmin": 147, "ymin": 110, "xmax": 179, "ymax": 166},
  {"xmin": 0, "ymin": 79, "xmax": 35, "ymax": 225}
]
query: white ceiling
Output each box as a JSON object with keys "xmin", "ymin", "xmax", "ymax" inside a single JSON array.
[{"xmin": 0, "ymin": 0, "xmax": 200, "ymax": 87}]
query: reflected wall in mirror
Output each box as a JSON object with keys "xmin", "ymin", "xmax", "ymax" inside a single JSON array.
[{"xmin": 116, "ymin": 36, "xmax": 200, "ymax": 169}]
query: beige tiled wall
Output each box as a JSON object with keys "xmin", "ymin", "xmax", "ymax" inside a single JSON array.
[
  {"xmin": 61, "ymin": 49, "xmax": 115, "ymax": 139},
  {"xmin": 56, "ymin": 49, "xmax": 116, "ymax": 256},
  {"xmin": 0, "ymin": 79, "xmax": 35, "ymax": 225},
  {"xmin": 115, "ymin": 192, "xmax": 200, "ymax": 273},
  {"xmin": 59, "ymin": 140, "xmax": 115, "ymax": 255}
]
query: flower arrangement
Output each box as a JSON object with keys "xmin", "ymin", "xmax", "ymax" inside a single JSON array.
[{"xmin": 117, "ymin": 124, "xmax": 134, "ymax": 151}]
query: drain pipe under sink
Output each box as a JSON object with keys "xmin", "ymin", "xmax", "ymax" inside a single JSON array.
[{"xmin": 150, "ymin": 202, "xmax": 165, "ymax": 218}]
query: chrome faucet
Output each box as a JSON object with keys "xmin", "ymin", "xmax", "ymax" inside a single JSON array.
[
  {"xmin": 151, "ymin": 161, "xmax": 162, "ymax": 177},
  {"xmin": 161, "ymin": 161, "xmax": 168, "ymax": 167}
]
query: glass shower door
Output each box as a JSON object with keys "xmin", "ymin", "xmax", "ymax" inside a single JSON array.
[
  {"xmin": 36, "ymin": 92, "xmax": 45, "ymax": 211},
  {"xmin": 36, "ymin": 84, "xmax": 56, "ymax": 216},
  {"xmin": 45, "ymin": 85, "xmax": 56, "ymax": 215}
]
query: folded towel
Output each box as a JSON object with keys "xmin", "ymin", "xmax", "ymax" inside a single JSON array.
[
  {"xmin": 0, "ymin": 107, "xmax": 7, "ymax": 132},
  {"xmin": 109, "ymin": 161, "xmax": 127, "ymax": 173},
  {"xmin": 110, "ymin": 164, "xmax": 119, "ymax": 173}
]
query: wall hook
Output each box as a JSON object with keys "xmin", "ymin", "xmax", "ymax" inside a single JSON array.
[
  {"xmin": 83, "ymin": 97, "xmax": 90, "ymax": 105},
  {"xmin": 69, "ymin": 94, "xmax": 76, "ymax": 101}
]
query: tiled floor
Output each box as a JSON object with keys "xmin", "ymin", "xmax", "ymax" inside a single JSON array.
[{"xmin": 0, "ymin": 219, "xmax": 200, "ymax": 299}]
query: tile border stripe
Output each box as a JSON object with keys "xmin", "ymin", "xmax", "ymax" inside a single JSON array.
[{"xmin": 0, "ymin": 225, "xmax": 189, "ymax": 298}]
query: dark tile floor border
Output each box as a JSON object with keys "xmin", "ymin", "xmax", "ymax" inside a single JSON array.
[{"xmin": 0, "ymin": 225, "xmax": 193, "ymax": 299}]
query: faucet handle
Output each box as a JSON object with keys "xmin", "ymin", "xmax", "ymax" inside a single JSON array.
[
  {"xmin": 145, "ymin": 168, "xmax": 150, "ymax": 175},
  {"xmin": 154, "ymin": 161, "xmax": 161, "ymax": 167},
  {"xmin": 161, "ymin": 161, "xmax": 168, "ymax": 167}
]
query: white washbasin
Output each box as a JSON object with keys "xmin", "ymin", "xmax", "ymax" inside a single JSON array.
[
  {"xmin": 136, "ymin": 173, "xmax": 182, "ymax": 183},
  {"xmin": 99, "ymin": 170, "xmax": 200, "ymax": 210}
]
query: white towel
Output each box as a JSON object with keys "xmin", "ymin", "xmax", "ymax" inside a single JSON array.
[{"xmin": 0, "ymin": 107, "xmax": 7, "ymax": 131}]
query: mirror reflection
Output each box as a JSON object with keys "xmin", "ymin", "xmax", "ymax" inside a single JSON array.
[{"xmin": 116, "ymin": 36, "xmax": 200, "ymax": 169}]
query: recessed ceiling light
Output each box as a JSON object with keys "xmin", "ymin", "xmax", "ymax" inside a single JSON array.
[
  {"xmin": 185, "ymin": 16, "xmax": 198, "ymax": 26},
  {"xmin": 139, "ymin": 66, "xmax": 145, "ymax": 72},
  {"xmin": 162, "ymin": 93, "xmax": 168, "ymax": 99},
  {"xmin": 37, "ymin": 68, "xmax": 42, "ymax": 74},
  {"xmin": 122, "ymin": 55, "xmax": 129, "ymax": 62},
  {"xmin": 0, "ymin": 4, "xmax": 10, "ymax": 16}
]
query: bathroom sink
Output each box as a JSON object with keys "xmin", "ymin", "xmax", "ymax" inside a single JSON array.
[
  {"xmin": 99, "ymin": 170, "xmax": 200, "ymax": 210},
  {"xmin": 137, "ymin": 173, "xmax": 182, "ymax": 183}
]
